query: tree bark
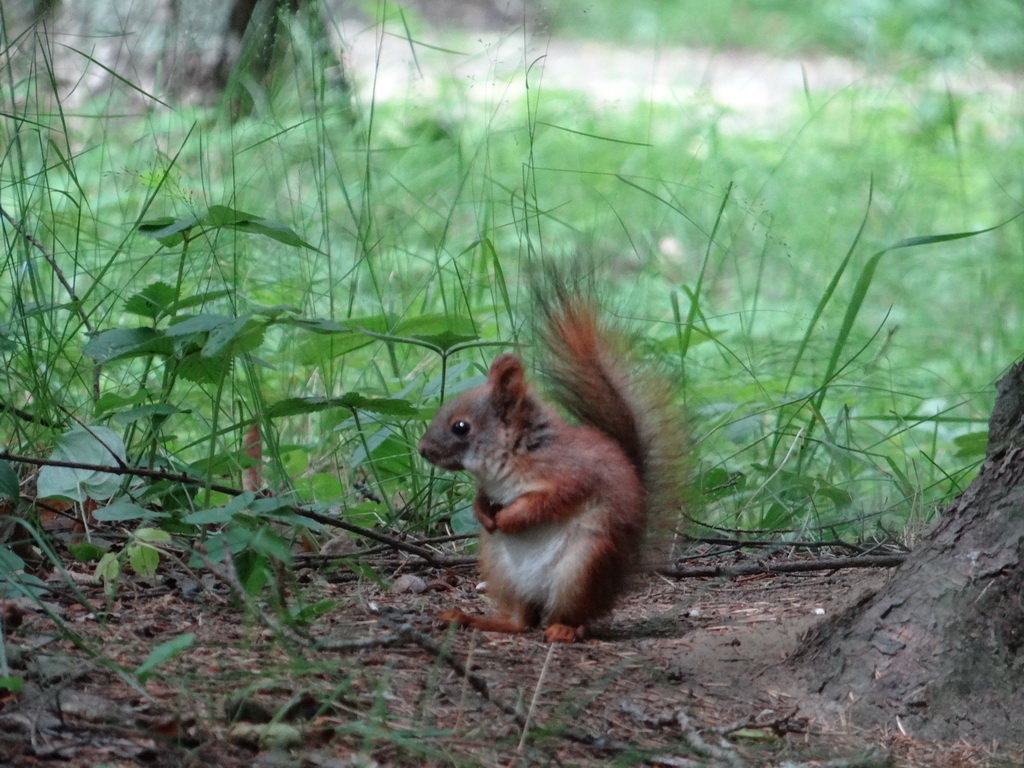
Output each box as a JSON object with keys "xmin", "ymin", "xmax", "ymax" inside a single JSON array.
[{"xmin": 796, "ymin": 360, "xmax": 1024, "ymax": 746}]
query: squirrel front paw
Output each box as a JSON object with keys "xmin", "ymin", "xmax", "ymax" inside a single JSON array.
[{"xmin": 543, "ymin": 623, "xmax": 584, "ymax": 643}]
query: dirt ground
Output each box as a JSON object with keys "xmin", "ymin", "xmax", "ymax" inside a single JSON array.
[{"xmin": 2, "ymin": 549, "xmax": 1018, "ymax": 767}]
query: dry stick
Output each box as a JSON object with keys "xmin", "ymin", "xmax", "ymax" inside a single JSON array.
[
  {"xmin": 518, "ymin": 642, "xmax": 557, "ymax": 753},
  {"xmin": 0, "ymin": 450, "xmax": 451, "ymax": 566},
  {"xmin": 674, "ymin": 709, "xmax": 747, "ymax": 768},
  {"xmin": 658, "ymin": 554, "xmax": 906, "ymax": 579}
]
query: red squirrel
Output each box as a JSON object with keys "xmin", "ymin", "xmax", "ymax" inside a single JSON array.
[{"xmin": 418, "ymin": 294, "xmax": 679, "ymax": 642}]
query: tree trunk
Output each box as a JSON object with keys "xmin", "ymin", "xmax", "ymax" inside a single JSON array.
[
  {"xmin": 3, "ymin": 0, "xmax": 345, "ymax": 109},
  {"xmin": 796, "ymin": 360, "xmax": 1024, "ymax": 746}
]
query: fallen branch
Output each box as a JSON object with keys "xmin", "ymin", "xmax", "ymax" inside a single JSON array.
[
  {"xmin": 674, "ymin": 709, "xmax": 747, "ymax": 768},
  {"xmin": 658, "ymin": 554, "xmax": 906, "ymax": 579}
]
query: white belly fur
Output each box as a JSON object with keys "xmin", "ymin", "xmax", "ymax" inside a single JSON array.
[{"xmin": 486, "ymin": 510, "xmax": 597, "ymax": 611}]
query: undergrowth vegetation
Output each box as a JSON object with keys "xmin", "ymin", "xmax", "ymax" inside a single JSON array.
[{"xmin": 1, "ymin": 0, "xmax": 1022, "ymax": 644}]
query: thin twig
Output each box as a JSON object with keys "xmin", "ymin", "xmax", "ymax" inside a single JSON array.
[
  {"xmin": 0, "ymin": 449, "xmax": 452, "ymax": 565},
  {"xmin": 398, "ymin": 624, "xmax": 525, "ymax": 724},
  {"xmin": 519, "ymin": 642, "xmax": 557, "ymax": 752},
  {"xmin": 0, "ymin": 401, "xmax": 58, "ymax": 428}
]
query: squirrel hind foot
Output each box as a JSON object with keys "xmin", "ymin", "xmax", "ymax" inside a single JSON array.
[
  {"xmin": 543, "ymin": 622, "xmax": 585, "ymax": 643},
  {"xmin": 438, "ymin": 609, "xmax": 528, "ymax": 635}
]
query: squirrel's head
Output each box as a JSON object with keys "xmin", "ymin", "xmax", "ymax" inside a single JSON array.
[{"xmin": 418, "ymin": 353, "xmax": 550, "ymax": 476}]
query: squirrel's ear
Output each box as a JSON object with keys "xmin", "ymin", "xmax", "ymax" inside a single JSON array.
[{"xmin": 488, "ymin": 353, "xmax": 529, "ymax": 419}]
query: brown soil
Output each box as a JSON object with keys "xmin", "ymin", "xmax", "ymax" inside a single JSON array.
[{"xmin": 1, "ymin": 552, "xmax": 1016, "ymax": 767}]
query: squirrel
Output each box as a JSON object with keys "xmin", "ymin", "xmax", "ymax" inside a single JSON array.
[{"xmin": 418, "ymin": 292, "xmax": 681, "ymax": 643}]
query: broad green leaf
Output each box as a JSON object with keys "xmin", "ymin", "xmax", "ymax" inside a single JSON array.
[
  {"xmin": 37, "ymin": 426, "xmax": 127, "ymax": 502},
  {"xmin": 135, "ymin": 632, "xmax": 195, "ymax": 683},
  {"xmin": 138, "ymin": 214, "xmax": 201, "ymax": 246},
  {"xmin": 337, "ymin": 392, "xmax": 419, "ymax": 417},
  {"xmin": 450, "ymin": 502, "xmax": 479, "ymax": 535},
  {"xmin": 205, "ymin": 205, "xmax": 317, "ymax": 250},
  {"xmin": 0, "ymin": 677, "xmax": 23, "ymax": 693},
  {"xmin": 341, "ymin": 501, "xmax": 385, "ymax": 528},
  {"xmin": 113, "ymin": 403, "xmax": 184, "ymax": 426},
  {"xmin": 166, "ymin": 289, "xmax": 234, "ymax": 315},
  {"xmin": 177, "ymin": 350, "xmax": 232, "ymax": 383},
  {"xmin": 135, "ymin": 527, "xmax": 171, "ymax": 544},
  {"xmin": 287, "ymin": 317, "xmax": 352, "ymax": 333},
  {"xmin": 129, "ymin": 544, "xmax": 160, "ymax": 575},
  {"xmin": 410, "ymin": 331, "xmax": 479, "ymax": 352},
  {"xmin": 395, "ymin": 313, "xmax": 477, "ymax": 336},
  {"xmin": 203, "ymin": 317, "xmax": 265, "ymax": 357},
  {"xmin": 266, "ymin": 394, "xmax": 417, "ymax": 419},
  {"xmin": 95, "ymin": 551, "xmax": 121, "ymax": 583},
  {"xmin": 165, "ymin": 314, "xmax": 231, "ymax": 337},
  {"xmin": 182, "ymin": 506, "xmax": 233, "ymax": 525},
  {"xmin": 0, "ymin": 460, "xmax": 19, "ymax": 500},
  {"xmin": 83, "ymin": 327, "xmax": 169, "ymax": 363},
  {"xmin": 954, "ymin": 431, "xmax": 989, "ymax": 459},
  {"xmin": 183, "ymin": 492, "xmax": 256, "ymax": 525},
  {"xmin": 95, "ymin": 389, "xmax": 151, "ymax": 415},
  {"xmin": 94, "ymin": 500, "xmax": 165, "ymax": 521},
  {"xmin": 123, "ymin": 281, "xmax": 177, "ymax": 319}
]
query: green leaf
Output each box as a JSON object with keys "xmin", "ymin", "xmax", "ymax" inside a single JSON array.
[
  {"xmin": 205, "ymin": 205, "xmax": 317, "ymax": 250},
  {"xmin": 138, "ymin": 214, "xmax": 201, "ymax": 246},
  {"xmin": 337, "ymin": 392, "xmax": 419, "ymax": 417},
  {"xmin": 450, "ymin": 502, "xmax": 479, "ymax": 535},
  {"xmin": 183, "ymin": 492, "xmax": 256, "ymax": 525},
  {"xmin": 341, "ymin": 501, "xmax": 385, "ymax": 528},
  {"xmin": 165, "ymin": 314, "xmax": 230, "ymax": 336},
  {"xmin": 68, "ymin": 541, "xmax": 109, "ymax": 562},
  {"xmin": 123, "ymin": 281, "xmax": 178, "ymax": 319},
  {"xmin": 954, "ymin": 430, "xmax": 989, "ymax": 459},
  {"xmin": 37, "ymin": 426, "xmax": 127, "ymax": 502},
  {"xmin": 83, "ymin": 327, "xmax": 169, "ymax": 363},
  {"xmin": 266, "ymin": 393, "xmax": 418, "ymax": 419},
  {"xmin": 203, "ymin": 316, "xmax": 265, "ymax": 357},
  {"xmin": 166, "ymin": 289, "xmax": 234, "ymax": 315},
  {"xmin": 135, "ymin": 527, "xmax": 171, "ymax": 543},
  {"xmin": 177, "ymin": 350, "xmax": 232, "ymax": 384},
  {"xmin": 95, "ymin": 551, "xmax": 121, "ymax": 584},
  {"xmin": 129, "ymin": 544, "xmax": 160, "ymax": 576},
  {"xmin": 112, "ymin": 403, "xmax": 185, "ymax": 426},
  {"xmin": 0, "ymin": 460, "xmax": 19, "ymax": 500},
  {"xmin": 94, "ymin": 500, "xmax": 165, "ymax": 521},
  {"xmin": 410, "ymin": 331, "xmax": 479, "ymax": 352},
  {"xmin": 135, "ymin": 632, "xmax": 195, "ymax": 683},
  {"xmin": 0, "ymin": 677, "xmax": 23, "ymax": 694}
]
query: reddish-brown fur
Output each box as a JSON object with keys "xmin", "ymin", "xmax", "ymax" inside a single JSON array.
[{"xmin": 419, "ymin": 297, "xmax": 658, "ymax": 642}]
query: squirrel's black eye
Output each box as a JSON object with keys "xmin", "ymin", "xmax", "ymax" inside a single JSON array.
[{"xmin": 451, "ymin": 420, "xmax": 471, "ymax": 438}]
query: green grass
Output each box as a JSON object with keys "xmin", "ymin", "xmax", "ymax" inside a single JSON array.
[{"xmin": 2, "ymin": 0, "xmax": 1023, "ymax": 577}]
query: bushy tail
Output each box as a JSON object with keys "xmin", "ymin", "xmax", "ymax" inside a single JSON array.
[
  {"xmin": 538, "ymin": 292, "xmax": 652, "ymax": 479},
  {"xmin": 536, "ymin": 284, "xmax": 689, "ymax": 525}
]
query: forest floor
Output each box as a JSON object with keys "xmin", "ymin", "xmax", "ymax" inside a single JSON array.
[{"xmin": 2, "ymin": 548, "xmax": 1018, "ymax": 767}]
